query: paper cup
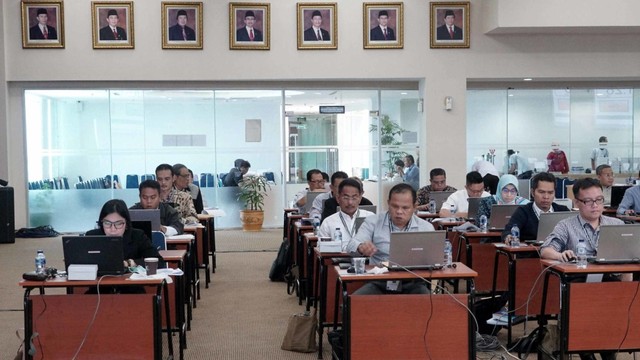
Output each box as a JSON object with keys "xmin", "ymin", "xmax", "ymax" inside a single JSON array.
[{"xmin": 144, "ymin": 257, "xmax": 159, "ymax": 275}]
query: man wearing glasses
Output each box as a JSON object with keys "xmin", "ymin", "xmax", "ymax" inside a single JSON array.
[
  {"xmin": 439, "ymin": 171, "xmax": 490, "ymax": 218},
  {"xmin": 173, "ymin": 163, "xmax": 204, "ymax": 214},
  {"xmin": 156, "ymin": 163, "xmax": 199, "ymax": 224},
  {"xmin": 596, "ymin": 164, "xmax": 614, "ymax": 206},
  {"xmin": 293, "ymin": 169, "xmax": 326, "ymax": 212},
  {"xmin": 541, "ymin": 178, "xmax": 623, "ymax": 262}
]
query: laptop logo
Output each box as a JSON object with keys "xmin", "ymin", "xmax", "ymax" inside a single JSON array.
[
  {"xmin": 410, "ymin": 247, "xmax": 424, "ymax": 251},
  {"xmin": 621, "ymin": 233, "xmax": 634, "ymax": 237},
  {"xmin": 88, "ymin": 251, "xmax": 101, "ymax": 254}
]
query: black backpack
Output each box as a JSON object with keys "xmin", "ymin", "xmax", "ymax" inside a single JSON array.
[{"xmin": 269, "ymin": 240, "xmax": 291, "ymax": 282}]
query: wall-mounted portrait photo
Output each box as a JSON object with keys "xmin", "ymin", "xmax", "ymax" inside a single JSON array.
[
  {"xmin": 430, "ymin": 2, "xmax": 470, "ymax": 49},
  {"xmin": 162, "ymin": 2, "xmax": 203, "ymax": 49},
  {"xmin": 21, "ymin": 1, "xmax": 65, "ymax": 48},
  {"xmin": 91, "ymin": 1, "xmax": 134, "ymax": 49},
  {"xmin": 363, "ymin": 3, "xmax": 403, "ymax": 49},
  {"xmin": 297, "ymin": 3, "xmax": 337, "ymax": 50},
  {"xmin": 229, "ymin": 3, "xmax": 270, "ymax": 50}
]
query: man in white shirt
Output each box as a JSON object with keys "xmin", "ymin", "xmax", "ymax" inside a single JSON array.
[
  {"xmin": 309, "ymin": 171, "xmax": 348, "ymax": 219},
  {"xmin": 439, "ymin": 171, "xmax": 490, "ymax": 218},
  {"xmin": 293, "ymin": 169, "xmax": 327, "ymax": 213},
  {"xmin": 591, "ymin": 135, "xmax": 609, "ymax": 170},
  {"xmin": 508, "ymin": 149, "xmax": 531, "ymax": 178},
  {"xmin": 318, "ymin": 178, "xmax": 375, "ymax": 250}
]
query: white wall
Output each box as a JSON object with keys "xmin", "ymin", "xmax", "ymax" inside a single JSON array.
[{"xmin": 6, "ymin": 0, "xmax": 640, "ymax": 226}]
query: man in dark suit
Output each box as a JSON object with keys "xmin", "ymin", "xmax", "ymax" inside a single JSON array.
[
  {"xmin": 436, "ymin": 10, "xmax": 463, "ymax": 40},
  {"xmin": 370, "ymin": 10, "xmax": 395, "ymax": 41},
  {"xmin": 29, "ymin": 8, "xmax": 57, "ymax": 40},
  {"xmin": 303, "ymin": 10, "xmax": 330, "ymax": 41},
  {"xmin": 236, "ymin": 10, "xmax": 263, "ymax": 42},
  {"xmin": 168, "ymin": 9, "xmax": 196, "ymax": 41},
  {"xmin": 99, "ymin": 9, "xmax": 127, "ymax": 41}
]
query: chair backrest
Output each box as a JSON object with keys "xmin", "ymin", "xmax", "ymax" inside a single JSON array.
[
  {"xmin": 141, "ymin": 174, "xmax": 156, "ymax": 182},
  {"xmin": 126, "ymin": 174, "xmax": 139, "ymax": 189},
  {"xmin": 219, "ymin": 173, "xmax": 228, "ymax": 186},
  {"xmin": 264, "ymin": 171, "xmax": 275, "ymax": 184}
]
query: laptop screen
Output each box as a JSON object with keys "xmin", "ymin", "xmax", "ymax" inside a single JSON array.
[
  {"xmin": 595, "ymin": 224, "xmax": 640, "ymax": 263},
  {"xmin": 304, "ymin": 191, "xmax": 326, "ymax": 213},
  {"xmin": 430, "ymin": 191, "xmax": 455, "ymax": 212},
  {"xmin": 489, "ymin": 204, "xmax": 522, "ymax": 229},
  {"xmin": 611, "ymin": 186, "xmax": 632, "ymax": 208},
  {"xmin": 62, "ymin": 235, "xmax": 125, "ymax": 276},
  {"xmin": 536, "ymin": 211, "xmax": 576, "ymax": 242},
  {"xmin": 388, "ymin": 231, "xmax": 446, "ymax": 267}
]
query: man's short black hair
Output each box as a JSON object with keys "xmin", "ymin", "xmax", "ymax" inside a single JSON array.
[
  {"xmin": 245, "ymin": 10, "xmax": 255, "ymax": 18},
  {"xmin": 444, "ymin": 10, "xmax": 455, "ymax": 18},
  {"xmin": 378, "ymin": 10, "xmax": 389, "ymax": 18},
  {"xmin": 572, "ymin": 178, "xmax": 602, "ymax": 198},
  {"xmin": 311, "ymin": 10, "xmax": 322, "ymax": 18},
  {"xmin": 173, "ymin": 163, "xmax": 188, "ymax": 176},
  {"xmin": 156, "ymin": 163, "xmax": 174, "ymax": 176},
  {"xmin": 177, "ymin": 9, "xmax": 188, "ymax": 18},
  {"xmin": 595, "ymin": 164, "xmax": 612, "ymax": 176},
  {"xmin": 37, "ymin": 8, "xmax": 48, "ymax": 16},
  {"xmin": 338, "ymin": 178, "xmax": 362, "ymax": 194},
  {"xmin": 240, "ymin": 160, "xmax": 251, "ymax": 169},
  {"xmin": 139, "ymin": 179, "xmax": 161, "ymax": 194},
  {"xmin": 404, "ymin": 154, "xmax": 415, "ymax": 165},
  {"xmin": 394, "ymin": 159, "xmax": 404, "ymax": 167},
  {"xmin": 466, "ymin": 171, "xmax": 483, "ymax": 186},
  {"xmin": 599, "ymin": 136, "xmax": 608, "ymax": 143},
  {"xmin": 107, "ymin": 9, "xmax": 118, "ymax": 17},
  {"xmin": 321, "ymin": 172, "xmax": 330, "ymax": 182},
  {"xmin": 531, "ymin": 172, "xmax": 556, "ymax": 190},
  {"xmin": 507, "ymin": 149, "xmax": 515, "ymax": 157},
  {"xmin": 388, "ymin": 183, "xmax": 416, "ymax": 204},
  {"xmin": 430, "ymin": 168, "xmax": 446, "ymax": 179},
  {"xmin": 331, "ymin": 171, "xmax": 348, "ymax": 186},
  {"xmin": 306, "ymin": 169, "xmax": 322, "ymax": 182}
]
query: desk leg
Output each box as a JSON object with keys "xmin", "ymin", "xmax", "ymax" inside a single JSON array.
[
  {"xmin": 342, "ymin": 282, "xmax": 350, "ymax": 360},
  {"xmin": 305, "ymin": 243, "xmax": 313, "ymax": 312},
  {"xmin": 507, "ymin": 254, "xmax": 517, "ymax": 346},
  {"xmin": 160, "ymin": 280, "xmax": 174, "ymax": 360},
  {"xmin": 201, "ymin": 226, "xmax": 211, "ymax": 288},
  {"xmin": 210, "ymin": 218, "xmax": 217, "ymax": 273},
  {"xmin": 23, "ymin": 289, "xmax": 33, "ymax": 360},
  {"xmin": 317, "ymin": 259, "xmax": 326, "ymax": 359}
]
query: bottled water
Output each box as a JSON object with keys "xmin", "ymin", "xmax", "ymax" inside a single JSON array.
[
  {"xmin": 443, "ymin": 239, "xmax": 453, "ymax": 266},
  {"xmin": 333, "ymin": 228, "xmax": 343, "ymax": 243},
  {"xmin": 510, "ymin": 225, "xmax": 520, "ymax": 247},
  {"xmin": 450, "ymin": 204, "xmax": 457, "ymax": 215},
  {"xmin": 479, "ymin": 215, "xmax": 488, "ymax": 232},
  {"xmin": 576, "ymin": 239, "xmax": 587, "ymax": 269},
  {"xmin": 35, "ymin": 250, "xmax": 46, "ymax": 274},
  {"xmin": 429, "ymin": 199, "xmax": 436, "ymax": 213},
  {"xmin": 312, "ymin": 215, "xmax": 321, "ymax": 235}
]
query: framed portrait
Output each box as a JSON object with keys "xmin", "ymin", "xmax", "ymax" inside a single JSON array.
[
  {"xmin": 229, "ymin": 3, "xmax": 270, "ymax": 50},
  {"xmin": 91, "ymin": 1, "xmax": 134, "ymax": 49},
  {"xmin": 429, "ymin": 2, "xmax": 470, "ymax": 49},
  {"xmin": 296, "ymin": 3, "xmax": 337, "ymax": 50},
  {"xmin": 21, "ymin": 1, "xmax": 65, "ymax": 49},
  {"xmin": 363, "ymin": 2, "xmax": 403, "ymax": 49},
  {"xmin": 162, "ymin": 2, "xmax": 203, "ymax": 49}
]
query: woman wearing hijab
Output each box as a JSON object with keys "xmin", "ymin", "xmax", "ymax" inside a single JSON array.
[{"xmin": 477, "ymin": 174, "xmax": 529, "ymax": 219}]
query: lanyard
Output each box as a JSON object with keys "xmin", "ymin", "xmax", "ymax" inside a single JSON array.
[
  {"xmin": 338, "ymin": 210, "xmax": 360, "ymax": 238},
  {"xmin": 386, "ymin": 212, "xmax": 412, "ymax": 232},
  {"xmin": 581, "ymin": 218, "xmax": 598, "ymax": 250}
]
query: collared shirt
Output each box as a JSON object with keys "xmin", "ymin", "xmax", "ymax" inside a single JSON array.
[
  {"xmin": 617, "ymin": 185, "xmax": 640, "ymax": 214},
  {"xmin": 416, "ymin": 185, "xmax": 457, "ymax": 206},
  {"xmin": 532, "ymin": 201, "xmax": 554, "ymax": 220},
  {"xmin": 318, "ymin": 209, "xmax": 375, "ymax": 251},
  {"xmin": 345, "ymin": 212, "xmax": 435, "ymax": 265},
  {"xmin": 309, "ymin": 192, "xmax": 332, "ymax": 219},
  {"xmin": 162, "ymin": 187, "xmax": 199, "ymax": 224},
  {"xmin": 541, "ymin": 214, "xmax": 623, "ymax": 256},
  {"xmin": 603, "ymin": 186, "xmax": 612, "ymax": 206},
  {"xmin": 441, "ymin": 189, "xmax": 491, "ymax": 213}
]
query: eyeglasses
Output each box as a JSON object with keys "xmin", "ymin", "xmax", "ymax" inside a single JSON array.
[
  {"xmin": 102, "ymin": 220, "xmax": 126, "ymax": 229},
  {"xmin": 340, "ymin": 195, "xmax": 360, "ymax": 203},
  {"xmin": 501, "ymin": 188, "xmax": 518, "ymax": 194},
  {"xmin": 575, "ymin": 197, "xmax": 605, "ymax": 206},
  {"xmin": 309, "ymin": 180, "xmax": 325, "ymax": 184},
  {"xmin": 177, "ymin": 173, "xmax": 190, "ymax": 178}
]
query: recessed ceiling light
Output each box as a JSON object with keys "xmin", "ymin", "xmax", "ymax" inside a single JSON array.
[
  {"xmin": 400, "ymin": 92, "xmax": 407, "ymax": 95},
  {"xmin": 523, "ymin": 78, "xmax": 533, "ymax": 81},
  {"xmin": 596, "ymin": 93, "xmax": 604, "ymax": 96},
  {"xmin": 508, "ymin": 94, "xmax": 514, "ymax": 97}
]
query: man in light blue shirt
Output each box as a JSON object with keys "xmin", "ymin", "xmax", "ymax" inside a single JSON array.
[
  {"xmin": 402, "ymin": 154, "xmax": 419, "ymax": 191},
  {"xmin": 508, "ymin": 149, "xmax": 531, "ymax": 178},
  {"xmin": 617, "ymin": 185, "xmax": 640, "ymax": 215}
]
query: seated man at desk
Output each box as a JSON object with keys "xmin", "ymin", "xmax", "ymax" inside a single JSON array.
[
  {"xmin": 439, "ymin": 171, "xmax": 490, "ymax": 218},
  {"xmin": 616, "ymin": 182, "xmax": 640, "ymax": 215},
  {"xmin": 173, "ymin": 163, "xmax": 204, "ymax": 214},
  {"xmin": 309, "ymin": 171, "xmax": 348, "ymax": 219},
  {"xmin": 320, "ymin": 176, "xmax": 373, "ymax": 222},
  {"xmin": 156, "ymin": 163, "xmax": 199, "ymax": 224},
  {"xmin": 416, "ymin": 167, "xmax": 457, "ymax": 210},
  {"xmin": 503, "ymin": 172, "xmax": 570, "ymax": 243},
  {"xmin": 345, "ymin": 183, "xmax": 435, "ymax": 294},
  {"xmin": 540, "ymin": 178, "xmax": 622, "ymax": 360},
  {"xmin": 130, "ymin": 179, "xmax": 184, "ymax": 236},
  {"xmin": 292, "ymin": 169, "xmax": 326, "ymax": 213},
  {"xmin": 596, "ymin": 164, "xmax": 614, "ymax": 206},
  {"xmin": 318, "ymin": 178, "xmax": 375, "ymax": 245}
]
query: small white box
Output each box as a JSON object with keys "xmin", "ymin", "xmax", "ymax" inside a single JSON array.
[
  {"xmin": 318, "ymin": 240, "xmax": 342, "ymax": 253},
  {"xmin": 68, "ymin": 264, "xmax": 98, "ymax": 280}
]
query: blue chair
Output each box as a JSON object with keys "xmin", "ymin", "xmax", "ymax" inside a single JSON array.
[
  {"xmin": 126, "ymin": 175, "xmax": 139, "ymax": 189},
  {"xmin": 264, "ymin": 172, "xmax": 275, "ymax": 184},
  {"xmin": 206, "ymin": 173, "xmax": 214, "ymax": 187},
  {"xmin": 141, "ymin": 174, "xmax": 155, "ymax": 182},
  {"xmin": 219, "ymin": 173, "xmax": 228, "ymax": 187}
]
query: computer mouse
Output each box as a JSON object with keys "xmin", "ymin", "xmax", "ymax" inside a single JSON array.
[
  {"xmin": 346, "ymin": 266, "xmax": 355, "ymax": 273},
  {"xmin": 566, "ymin": 257, "xmax": 577, "ymax": 263}
]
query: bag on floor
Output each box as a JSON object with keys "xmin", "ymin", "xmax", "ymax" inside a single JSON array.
[
  {"xmin": 269, "ymin": 240, "xmax": 291, "ymax": 281},
  {"xmin": 281, "ymin": 310, "xmax": 317, "ymax": 353},
  {"xmin": 15, "ymin": 225, "xmax": 59, "ymax": 238}
]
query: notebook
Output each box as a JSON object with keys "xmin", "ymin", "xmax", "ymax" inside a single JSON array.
[
  {"xmin": 430, "ymin": 191, "xmax": 455, "ymax": 212},
  {"xmin": 488, "ymin": 204, "xmax": 522, "ymax": 230},
  {"xmin": 62, "ymin": 235, "xmax": 125, "ymax": 276},
  {"xmin": 610, "ymin": 185, "xmax": 632, "ymax": 208},
  {"xmin": 386, "ymin": 230, "xmax": 446, "ymax": 271},
  {"xmin": 467, "ymin": 197, "xmax": 484, "ymax": 221},
  {"xmin": 589, "ymin": 224, "xmax": 640, "ymax": 264},
  {"xmin": 535, "ymin": 211, "xmax": 576, "ymax": 242},
  {"xmin": 129, "ymin": 209, "xmax": 161, "ymax": 240}
]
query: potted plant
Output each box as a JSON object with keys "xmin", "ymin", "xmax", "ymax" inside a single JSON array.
[
  {"xmin": 369, "ymin": 115, "xmax": 408, "ymax": 176},
  {"xmin": 237, "ymin": 175, "xmax": 271, "ymax": 231}
]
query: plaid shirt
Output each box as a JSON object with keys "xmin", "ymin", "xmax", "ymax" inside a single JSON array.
[{"xmin": 417, "ymin": 185, "xmax": 457, "ymax": 206}]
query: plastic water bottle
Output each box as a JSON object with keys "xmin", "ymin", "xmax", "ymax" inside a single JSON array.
[
  {"xmin": 449, "ymin": 204, "xmax": 457, "ymax": 215},
  {"xmin": 429, "ymin": 199, "xmax": 437, "ymax": 213},
  {"xmin": 35, "ymin": 250, "xmax": 46, "ymax": 274},
  {"xmin": 576, "ymin": 239, "xmax": 587, "ymax": 269},
  {"xmin": 443, "ymin": 239, "xmax": 453, "ymax": 266},
  {"xmin": 333, "ymin": 228, "xmax": 343, "ymax": 243},
  {"xmin": 312, "ymin": 215, "xmax": 321, "ymax": 235},
  {"xmin": 479, "ymin": 214, "xmax": 488, "ymax": 232},
  {"xmin": 510, "ymin": 225, "xmax": 520, "ymax": 247}
]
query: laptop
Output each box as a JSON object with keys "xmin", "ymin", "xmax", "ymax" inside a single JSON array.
[
  {"xmin": 534, "ymin": 211, "xmax": 576, "ymax": 242},
  {"xmin": 467, "ymin": 197, "xmax": 486, "ymax": 221},
  {"xmin": 488, "ymin": 204, "xmax": 522, "ymax": 230},
  {"xmin": 386, "ymin": 231, "xmax": 446, "ymax": 271},
  {"xmin": 518, "ymin": 179, "xmax": 531, "ymax": 201},
  {"xmin": 304, "ymin": 191, "xmax": 326, "ymax": 214},
  {"xmin": 589, "ymin": 224, "xmax": 640, "ymax": 264},
  {"xmin": 62, "ymin": 235, "xmax": 126, "ymax": 276},
  {"xmin": 430, "ymin": 191, "xmax": 455, "ymax": 212},
  {"xmin": 129, "ymin": 209, "xmax": 161, "ymax": 240},
  {"xmin": 610, "ymin": 185, "xmax": 632, "ymax": 208}
]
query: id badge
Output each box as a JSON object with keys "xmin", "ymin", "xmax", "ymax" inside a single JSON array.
[{"xmin": 386, "ymin": 280, "xmax": 401, "ymax": 292}]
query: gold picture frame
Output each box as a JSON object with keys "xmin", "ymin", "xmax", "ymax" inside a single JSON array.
[
  {"xmin": 363, "ymin": 2, "xmax": 403, "ymax": 49},
  {"xmin": 297, "ymin": 3, "xmax": 337, "ymax": 50},
  {"xmin": 91, "ymin": 1, "xmax": 134, "ymax": 49},
  {"xmin": 229, "ymin": 3, "xmax": 270, "ymax": 50},
  {"xmin": 429, "ymin": 1, "xmax": 470, "ymax": 49},
  {"xmin": 21, "ymin": 1, "xmax": 65, "ymax": 49},
  {"xmin": 162, "ymin": 2, "xmax": 203, "ymax": 50}
]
